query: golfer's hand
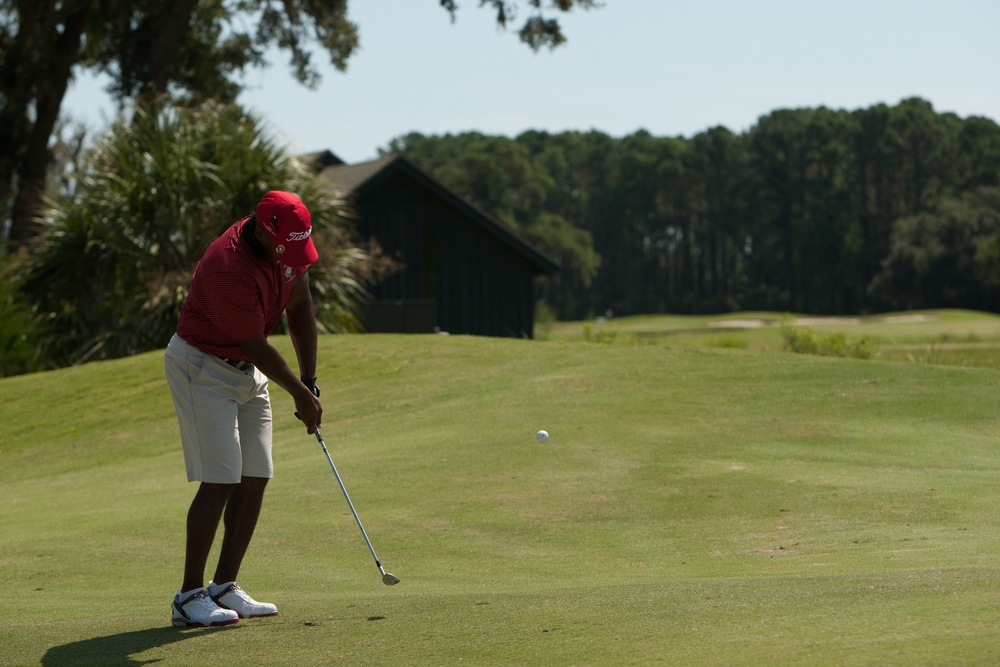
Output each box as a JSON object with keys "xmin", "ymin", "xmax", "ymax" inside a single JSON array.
[{"xmin": 294, "ymin": 387, "xmax": 323, "ymax": 434}]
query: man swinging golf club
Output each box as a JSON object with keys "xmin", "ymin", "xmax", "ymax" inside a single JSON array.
[{"xmin": 164, "ymin": 191, "xmax": 323, "ymax": 627}]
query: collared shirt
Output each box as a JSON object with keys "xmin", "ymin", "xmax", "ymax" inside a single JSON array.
[{"xmin": 176, "ymin": 217, "xmax": 309, "ymax": 361}]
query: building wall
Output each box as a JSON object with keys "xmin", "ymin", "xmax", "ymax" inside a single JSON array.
[{"xmin": 358, "ymin": 171, "xmax": 537, "ymax": 338}]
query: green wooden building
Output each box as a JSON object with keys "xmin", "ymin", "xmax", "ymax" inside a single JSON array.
[{"xmin": 309, "ymin": 151, "xmax": 558, "ymax": 338}]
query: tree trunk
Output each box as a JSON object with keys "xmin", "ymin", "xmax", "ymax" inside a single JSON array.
[
  {"xmin": 138, "ymin": 0, "xmax": 201, "ymax": 104},
  {"xmin": 4, "ymin": 0, "xmax": 89, "ymax": 250}
]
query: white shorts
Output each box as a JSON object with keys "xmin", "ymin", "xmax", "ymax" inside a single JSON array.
[{"xmin": 164, "ymin": 333, "xmax": 273, "ymax": 483}]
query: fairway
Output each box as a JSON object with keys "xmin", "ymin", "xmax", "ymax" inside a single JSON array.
[{"xmin": 4, "ymin": 328, "xmax": 1000, "ymax": 665}]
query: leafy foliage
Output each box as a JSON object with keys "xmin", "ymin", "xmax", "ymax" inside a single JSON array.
[
  {"xmin": 439, "ymin": 0, "xmax": 602, "ymax": 51},
  {"xmin": 0, "ymin": 253, "xmax": 48, "ymax": 377},
  {"xmin": 870, "ymin": 187, "xmax": 1000, "ymax": 310},
  {"xmin": 88, "ymin": 0, "xmax": 359, "ymax": 102},
  {"xmin": 16, "ymin": 101, "xmax": 385, "ymax": 368}
]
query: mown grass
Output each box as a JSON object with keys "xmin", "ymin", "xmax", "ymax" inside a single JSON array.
[{"xmin": 3, "ymin": 317, "xmax": 1000, "ymax": 665}]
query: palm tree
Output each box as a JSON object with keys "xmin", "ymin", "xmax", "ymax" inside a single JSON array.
[
  {"xmin": 19, "ymin": 100, "xmax": 387, "ymax": 367},
  {"xmin": 0, "ymin": 253, "xmax": 49, "ymax": 376}
]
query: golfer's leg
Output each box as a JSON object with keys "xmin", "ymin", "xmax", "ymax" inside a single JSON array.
[
  {"xmin": 214, "ymin": 371, "xmax": 274, "ymax": 584},
  {"xmin": 183, "ymin": 482, "xmax": 236, "ymax": 592},
  {"xmin": 214, "ymin": 476, "xmax": 269, "ymax": 585}
]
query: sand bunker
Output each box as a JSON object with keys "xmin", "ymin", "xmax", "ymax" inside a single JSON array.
[
  {"xmin": 883, "ymin": 314, "xmax": 937, "ymax": 323},
  {"xmin": 708, "ymin": 319, "xmax": 770, "ymax": 328},
  {"xmin": 793, "ymin": 317, "xmax": 861, "ymax": 326},
  {"xmin": 707, "ymin": 313, "xmax": 937, "ymax": 329}
]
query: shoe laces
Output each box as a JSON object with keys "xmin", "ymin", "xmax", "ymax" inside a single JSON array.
[
  {"xmin": 185, "ymin": 590, "xmax": 218, "ymax": 611},
  {"xmin": 227, "ymin": 584, "xmax": 255, "ymax": 603}
]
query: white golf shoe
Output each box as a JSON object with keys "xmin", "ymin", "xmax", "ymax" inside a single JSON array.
[
  {"xmin": 208, "ymin": 581, "xmax": 278, "ymax": 618},
  {"xmin": 171, "ymin": 588, "xmax": 240, "ymax": 627}
]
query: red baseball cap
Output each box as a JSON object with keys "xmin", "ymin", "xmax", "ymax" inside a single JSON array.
[{"xmin": 256, "ymin": 190, "xmax": 319, "ymax": 267}]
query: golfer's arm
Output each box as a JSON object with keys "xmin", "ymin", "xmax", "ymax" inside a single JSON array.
[
  {"xmin": 285, "ymin": 271, "xmax": 318, "ymax": 379},
  {"xmin": 240, "ymin": 331, "xmax": 322, "ymax": 431},
  {"xmin": 238, "ymin": 332, "xmax": 312, "ymax": 399}
]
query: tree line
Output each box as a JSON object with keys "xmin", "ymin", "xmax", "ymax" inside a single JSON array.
[{"xmin": 388, "ymin": 97, "xmax": 1000, "ymax": 320}]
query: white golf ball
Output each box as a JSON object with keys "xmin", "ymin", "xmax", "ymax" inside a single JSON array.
[{"xmin": 536, "ymin": 430, "xmax": 549, "ymax": 443}]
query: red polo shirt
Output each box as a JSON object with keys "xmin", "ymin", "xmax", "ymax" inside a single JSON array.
[{"xmin": 177, "ymin": 217, "xmax": 309, "ymax": 361}]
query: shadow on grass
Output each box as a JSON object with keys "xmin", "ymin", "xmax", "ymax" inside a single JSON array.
[{"xmin": 42, "ymin": 625, "xmax": 235, "ymax": 667}]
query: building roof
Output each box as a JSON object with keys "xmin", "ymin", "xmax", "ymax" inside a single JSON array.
[
  {"xmin": 317, "ymin": 154, "xmax": 396, "ymax": 195},
  {"xmin": 298, "ymin": 150, "xmax": 346, "ymax": 171},
  {"xmin": 314, "ymin": 153, "xmax": 559, "ymax": 275}
]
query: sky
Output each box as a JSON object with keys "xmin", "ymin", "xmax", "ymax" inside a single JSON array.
[{"xmin": 63, "ymin": 0, "xmax": 1000, "ymax": 164}]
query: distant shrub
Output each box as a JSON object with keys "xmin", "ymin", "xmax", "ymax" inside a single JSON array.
[
  {"xmin": 534, "ymin": 300, "xmax": 557, "ymax": 340},
  {"xmin": 581, "ymin": 321, "xmax": 646, "ymax": 346},
  {"xmin": 583, "ymin": 322, "xmax": 620, "ymax": 344},
  {"xmin": 782, "ymin": 325, "xmax": 874, "ymax": 359}
]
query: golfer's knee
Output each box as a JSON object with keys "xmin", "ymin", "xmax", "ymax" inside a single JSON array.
[
  {"xmin": 239, "ymin": 475, "xmax": 269, "ymax": 492},
  {"xmin": 194, "ymin": 482, "xmax": 237, "ymax": 504}
]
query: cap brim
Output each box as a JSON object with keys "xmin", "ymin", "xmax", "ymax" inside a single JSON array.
[{"xmin": 283, "ymin": 238, "xmax": 319, "ymax": 268}]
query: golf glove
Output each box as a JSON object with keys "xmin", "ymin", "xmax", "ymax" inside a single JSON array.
[{"xmin": 302, "ymin": 376, "xmax": 320, "ymax": 397}]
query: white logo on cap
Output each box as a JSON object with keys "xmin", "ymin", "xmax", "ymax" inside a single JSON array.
[{"xmin": 288, "ymin": 229, "xmax": 312, "ymax": 241}]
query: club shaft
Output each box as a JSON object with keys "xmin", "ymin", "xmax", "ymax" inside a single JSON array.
[{"xmin": 315, "ymin": 430, "xmax": 386, "ymax": 574}]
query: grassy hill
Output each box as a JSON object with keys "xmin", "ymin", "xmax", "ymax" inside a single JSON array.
[{"xmin": 4, "ymin": 314, "xmax": 1000, "ymax": 665}]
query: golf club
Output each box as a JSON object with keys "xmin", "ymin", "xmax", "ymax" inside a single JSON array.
[{"xmin": 313, "ymin": 427, "xmax": 400, "ymax": 586}]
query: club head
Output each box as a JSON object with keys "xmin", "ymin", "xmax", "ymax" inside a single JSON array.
[{"xmin": 382, "ymin": 573, "xmax": 400, "ymax": 586}]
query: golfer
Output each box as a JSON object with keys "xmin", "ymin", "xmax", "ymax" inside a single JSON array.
[{"xmin": 164, "ymin": 191, "xmax": 324, "ymax": 627}]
